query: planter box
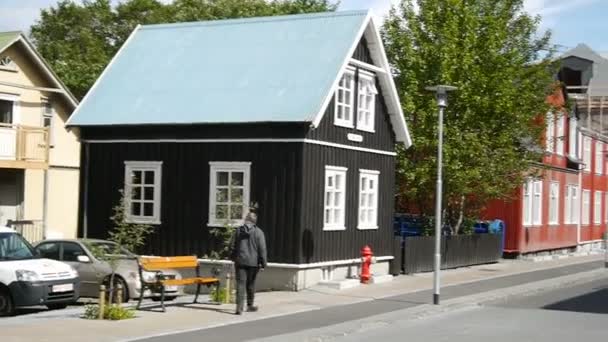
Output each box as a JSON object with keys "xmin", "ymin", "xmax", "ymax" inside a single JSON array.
[{"xmin": 400, "ymin": 234, "xmax": 502, "ymax": 274}]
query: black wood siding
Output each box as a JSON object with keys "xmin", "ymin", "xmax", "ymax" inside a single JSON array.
[
  {"xmin": 352, "ymin": 36, "xmax": 373, "ymax": 64},
  {"xmin": 299, "ymin": 144, "xmax": 395, "ymax": 263},
  {"xmin": 79, "ymin": 141, "xmax": 303, "ymax": 263},
  {"xmin": 306, "ymin": 70, "xmax": 396, "ymax": 151}
]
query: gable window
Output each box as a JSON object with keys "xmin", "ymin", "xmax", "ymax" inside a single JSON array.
[
  {"xmin": 582, "ymin": 189, "xmax": 590, "ymax": 225},
  {"xmin": 549, "ymin": 182, "xmax": 559, "ymax": 225},
  {"xmin": 583, "ymin": 136, "xmax": 591, "ymax": 172},
  {"xmin": 0, "ymin": 56, "xmax": 16, "ymax": 71},
  {"xmin": 124, "ymin": 161, "xmax": 162, "ymax": 224},
  {"xmin": 594, "ymin": 191, "xmax": 602, "ymax": 225},
  {"xmin": 596, "ymin": 141, "xmax": 604, "ymax": 175},
  {"xmin": 556, "ymin": 114, "xmax": 565, "ymax": 156},
  {"xmin": 545, "ymin": 112, "xmax": 554, "ymax": 153},
  {"xmin": 334, "ymin": 68, "xmax": 355, "ymax": 128},
  {"xmin": 42, "ymin": 101, "xmax": 54, "ymax": 145},
  {"xmin": 208, "ymin": 162, "xmax": 251, "ymax": 227},
  {"xmin": 523, "ymin": 179, "xmax": 542, "ymax": 226},
  {"xmin": 358, "ymin": 169, "xmax": 379, "ymax": 229},
  {"xmin": 356, "ymin": 71, "xmax": 377, "ymax": 132},
  {"xmin": 324, "ymin": 166, "xmax": 347, "ymax": 230}
]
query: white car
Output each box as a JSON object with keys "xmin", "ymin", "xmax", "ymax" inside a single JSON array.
[{"xmin": 0, "ymin": 226, "xmax": 80, "ymax": 316}]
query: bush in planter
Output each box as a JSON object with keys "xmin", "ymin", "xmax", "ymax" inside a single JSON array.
[{"xmin": 83, "ymin": 303, "xmax": 135, "ymax": 320}]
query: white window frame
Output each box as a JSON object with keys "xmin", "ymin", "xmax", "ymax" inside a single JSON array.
[
  {"xmin": 594, "ymin": 191, "xmax": 602, "ymax": 225},
  {"xmin": 323, "ymin": 165, "xmax": 347, "ymax": 231},
  {"xmin": 569, "ymin": 116, "xmax": 577, "ymax": 158},
  {"xmin": 356, "ymin": 70, "xmax": 377, "ymax": 133},
  {"xmin": 0, "ymin": 93, "xmax": 19, "ymax": 125},
  {"xmin": 124, "ymin": 161, "xmax": 162, "ymax": 224},
  {"xmin": 605, "ymin": 192, "xmax": 608, "ymax": 224},
  {"xmin": 565, "ymin": 184, "xmax": 579, "ymax": 224},
  {"xmin": 334, "ymin": 67, "xmax": 355, "ymax": 128},
  {"xmin": 549, "ymin": 182, "xmax": 559, "ymax": 225},
  {"xmin": 523, "ymin": 179, "xmax": 542, "ymax": 226},
  {"xmin": 556, "ymin": 114, "xmax": 565, "ymax": 156},
  {"xmin": 42, "ymin": 100, "xmax": 54, "ymax": 146},
  {"xmin": 546, "ymin": 112, "xmax": 554, "ymax": 153},
  {"xmin": 596, "ymin": 141, "xmax": 604, "ymax": 175},
  {"xmin": 582, "ymin": 189, "xmax": 590, "ymax": 225},
  {"xmin": 357, "ymin": 169, "xmax": 379, "ymax": 230},
  {"xmin": 583, "ymin": 136, "xmax": 591, "ymax": 172},
  {"xmin": 208, "ymin": 161, "xmax": 251, "ymax": 227}
]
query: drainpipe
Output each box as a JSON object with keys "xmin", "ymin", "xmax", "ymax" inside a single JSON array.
[{"xmin": 577, "ymin": 163, "xmax": 582, "ymax": 251}]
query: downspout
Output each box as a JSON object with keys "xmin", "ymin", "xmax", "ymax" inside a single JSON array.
[{"xmin": 577, "ymin": 162, "xmax": 582, "ymax": 250}]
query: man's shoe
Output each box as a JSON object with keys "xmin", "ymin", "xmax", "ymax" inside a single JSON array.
[
  {"xmin": 235, "ymin": 310, "xmax": 242, "ymax": 315},
  {"xmin": 247, "ymin": 305, "xmax": 258, "ymax": 312}
]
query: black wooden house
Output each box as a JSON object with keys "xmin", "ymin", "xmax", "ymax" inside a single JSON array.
[{"xmin": 67, "ymin": 10, "xmax": 411, "ymax": 270}]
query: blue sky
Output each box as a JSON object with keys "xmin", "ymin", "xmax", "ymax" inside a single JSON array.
[{"xmin": 1, "ymin": 0, "xmax": 607, "ymax": 53}]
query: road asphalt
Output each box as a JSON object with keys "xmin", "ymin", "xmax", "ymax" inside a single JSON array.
[{"xmin": 134, "ymin": 260, "xmax": 605, "ymax": 342}]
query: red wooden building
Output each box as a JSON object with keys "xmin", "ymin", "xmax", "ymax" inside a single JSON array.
[{"xmin": 484, "ymin": 44, "xmax": 608, "ymax": 256}]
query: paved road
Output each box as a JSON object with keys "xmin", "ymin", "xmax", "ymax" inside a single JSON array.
[
  {"xmin": 134, "ymin": 260, "xmax": 604, "ymax": 342},
  {"xmin": 328, "ymin": 274, "xmax": 608, "ymax": 342}
]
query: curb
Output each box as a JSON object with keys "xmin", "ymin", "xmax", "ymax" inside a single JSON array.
[{"xmin": 252, "ymin": 267, "xmax": 608, "ymax": 342}]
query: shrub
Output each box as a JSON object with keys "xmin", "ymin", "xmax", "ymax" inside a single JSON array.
[{"xmin": 82, "ymin": 303, "xmax": 135, "ymax": 320}]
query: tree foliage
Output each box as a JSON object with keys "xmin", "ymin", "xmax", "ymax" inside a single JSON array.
[
  {"xmin": 383, "ymin": 0, "xmax": 559, "ymax": 234},
  {"xmin": 30, "ymin": 0, "xmax": 337, "ymax": 98}
]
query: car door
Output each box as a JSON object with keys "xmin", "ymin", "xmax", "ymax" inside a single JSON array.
[{"xmin": 60, "ymin": 242, "xmax": 101, "ymax": 297}]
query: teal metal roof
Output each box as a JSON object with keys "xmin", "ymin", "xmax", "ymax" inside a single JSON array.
[{"xmin": 68, "ymin": 11, "xmax": 370, "ymax": 126}]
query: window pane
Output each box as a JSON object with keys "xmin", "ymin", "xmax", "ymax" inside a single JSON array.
[
  {"xmin": 216, "ymin": 188, "xmax": 228, "ymax": 203},
  {"xmin": 231, "ymin": 188, "xmax": 243, "ymax": 203},
  {"xmin": 334, "ymin": 192, "xmax": 341, "ymax": 206},
  {"xmin": 131, "ymin": 171, "xmax": 142, "ymax": 185},
  {"xmin": 369, "ymin": 179, "xmax": 374, "ymax": 190},
  {"xmin": 360, "ymin": 195, "xmax": 365, "ymax": 207},
  {"xmin": 337, "ymin": 106, "xmax": 343, "ymax": 119},
  {"xmin": 345, "ymin": 91, "xmax": 351, "ymax": 105},
  {"xmin": 144, "ymin": 187, "xmax": 154, "ymax": 200},
  {"xmin": 361, "ymin": 177, "xmax": 367, "ymax": 191},
  {"xmin": 131, "ymin": 186, "xmax": 142, "ymax": 200},
  {"xmin": 327, "ymin": 175, "xmax": 334, "ymax": 188},
  {"xmin": 368, "ymin": 194, "xmax": 374, "ymax": 207},
  {"xmin": 217, "ymin": 172, "xmax": 229, "ymax": 186},
  {"xmin": 325, "ymin": 209, "xmax": 331, "ymax": 224},
  {"xmin": 0, "ymin": 100, "xmax": 13, "ymax": 124},
  {"xmin": 326, "ymin": 192, "xmax": 333, "ymax": 207},
  {"xmin": 131, "ymin": 202, "xmax": 141, "ymax": 216},
  {"xmin": 334, "ymin": 209, "xmax": 341, "ymax": 223},
  {"xmin": 231, "ymin": 172, "xmax": 244, "ymax": 186},
  {"xmin": 338, "ymin": 90, "xmax": 344, "ymax": 103},
  {"xmin": 216, "ymin": 205, "xmax": 228, "ymax": 219},
  {"xmin": 37, "ymin": 243, "xmax": 59, "ymax": 259},
  {"xmin": 144, "ymin": 171, "xmax": 155, "ymax": 185},
  {"xmin": 335, "ymin": 175, "xmax": 341, "ymax": 190},
  {"xmin": 144, "ymin": 203, "xmax": 154, "ymax": 217},
  {"xmin": 230, "ymin": 205, "xmax": 243, "ymax": 220},
  {"xmin": 62, "ymin": 243, "xmax": 86, "ymax": 262}
]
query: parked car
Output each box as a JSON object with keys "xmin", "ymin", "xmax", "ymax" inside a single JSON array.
[
  {"xmin": 0, "ymin": 226, "xmax": 80, "ymax": 316},
  {"xmin": 33, "ymin": 239, "xmax": 181, "ymax": 302}
]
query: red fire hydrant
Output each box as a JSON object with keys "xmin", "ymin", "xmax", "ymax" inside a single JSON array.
[{"xmin": 360, "ymin": 245, "xmax": 373, "ymax": 284}]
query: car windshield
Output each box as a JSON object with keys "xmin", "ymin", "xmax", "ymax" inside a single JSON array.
[
  {"xmin": 87, "ymin": 241, "xmax": 135, "ymax": 258},
  {"xmin": 0, "ymin": 232, "xmax": 36, "ymax": 261}
]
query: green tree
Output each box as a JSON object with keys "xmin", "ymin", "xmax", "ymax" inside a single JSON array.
[
  {"xmin": 383, "ymin": 0, "xmax": 559, "ymax": 234},
  {"xmin": 30, "ymin": 0, "xmax": 337, "ymax": 99}
]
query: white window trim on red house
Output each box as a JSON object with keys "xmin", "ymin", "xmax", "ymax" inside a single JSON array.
[
  {"xmin": 523, "ymin": 179, "xmax": 542, "ymax": 226},
  {"xmin": 549, "ymin": 182, "xmax": 559, "ymax": 225}
]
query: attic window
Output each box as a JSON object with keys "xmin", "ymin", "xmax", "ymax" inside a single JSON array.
[
  {"xmin": 0, "ymin": 56, "xmax": 16, "ymax": 70},
  {"xmin": 356, "ymin": 71, "xmax": 377, "ymax": 132},
  {"xmin": 334, "ymin": 68, "xmax": 355, "ymax": 128}
]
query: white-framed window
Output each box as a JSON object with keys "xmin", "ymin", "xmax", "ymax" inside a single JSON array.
[
  {"xmin": 556, "ymin": 114, "xmax": 565, "ymax": 156},
  {"xmin": 523, "ymin": 179, "xmax": 542, "ymax": 226},
  {"xmin": 569, "ymin": 116, "xmax": 577, "ymax": 158},
  {"xmin": 358, "ymin": 169, "xmax": 379, "ymax": 229},
  {"xmin": 582, "ymin": 189, "xmax": 590, "ymax": 225},
  {"xmin": 605, "ymin": 192, "xmax": 608, "ymax": 224},
  {"xmin": 565, "ymin": 184, "xmax": 579, "ymax": 224},
  {"xmin": 596, "ymin": 141, "xmax": 604, "ymax": 175},
  {"xmin": 594, "ymin": 191, "xmax": 602, "ymax": 225},
  {"xmin": 546, "ymin": 112, "xmax": 555, "ymax": 153},
  {"xmin": 0, "ymin": 56, "xmax": 16, "ymax": 70},
  {"xmin": 42, "ymin": 101, "xmax": 54, "ymax": 145},
  {"xmin": 549, "ymin": 182, "xmax": 559, "ymax": 225},
  {"xmin": 334, "ymin": 68, "xmax": 355, "ymax": 128},
  {"xmin": 324, "ymin": 165, "xmax": 347, "ymax": 230},
  {"xmin": 0, "ymin": 93, "xmax": 19, "ymax": 125},
  {"xmin": 583, "ymin": 136, "xmax": 591, "ymax": 172},
  {"xmin": 356, "ymin": 70, "xmax": 377, "ymax": 132},
  {"xmin": 124, "ymin": 161, "xmax": 162, "ymax": 224},
  {"xmin": 208, "ymin": 162, "xmax": 251, "ymax": 227}
]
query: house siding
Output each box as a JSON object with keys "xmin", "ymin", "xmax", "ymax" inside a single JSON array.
[
  {"xmin": 299, "ymin": 143, "xmax": 395, "ymax": 263},
  {"xmin": 79, "ymin": 141, "xmax": 304, "ymax": 263},
  {"xmin": 352, "ymin": 36, "xmax": 373, "ymax": 64}
]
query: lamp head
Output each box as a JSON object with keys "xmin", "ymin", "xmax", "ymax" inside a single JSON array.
[{"xmin": 425, "ymin": 85, "xmax": 457, "ymax": 108}]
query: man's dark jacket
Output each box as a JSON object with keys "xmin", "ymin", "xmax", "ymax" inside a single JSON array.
[{"xmin": 231, "ymin": 223, "xmax": 267, "ymax": 268}]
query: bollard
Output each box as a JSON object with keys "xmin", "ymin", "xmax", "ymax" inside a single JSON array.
[
  {"xmin": 99, "ymin": 285, "xmax": 106, "ymax": 320},
  {"xmin": 225, "ymin": 272, "xmax": 231, "ymax": 304},
  {"xmin": 116, "ymin": 283, "xmax": 123, "ymax": 306}
]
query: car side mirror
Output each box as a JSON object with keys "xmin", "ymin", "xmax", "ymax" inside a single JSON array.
[{"xmin": 77, "ymin": 255, "xmax": 91, "ymax": 263}]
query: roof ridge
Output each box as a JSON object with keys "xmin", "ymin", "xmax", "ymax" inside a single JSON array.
[{"xmin": 139, "ymin": 10, "xmax": 369, "ymax": 31}]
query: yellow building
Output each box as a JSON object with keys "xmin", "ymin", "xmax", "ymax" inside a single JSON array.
[{"xmin": 0, "ymin": 31, "xmax": 79, "ymax": 241}]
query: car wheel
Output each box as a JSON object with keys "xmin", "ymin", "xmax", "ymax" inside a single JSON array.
[
  {"xmin": 0, "ymin": 287, "xmax": 15, "ymax": 317},
  {"xmin": 103, "ymin": 277, "xmax": 129, "ymax": 304},
  {"xmin": 46, "ymin": 303, "xmax": 68, "ymax": 310}
]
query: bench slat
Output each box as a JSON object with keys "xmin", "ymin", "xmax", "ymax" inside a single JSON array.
[
  {"xmin": 161, "ymin": 277, "xmax": 220, "ymax": 286},
  {"xmin": 140, "ymin": 256, "xmax": 198, "ymax": 270}
]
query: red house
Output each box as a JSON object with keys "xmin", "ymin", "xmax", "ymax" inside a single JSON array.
[{"xmin": 484, "ymin": 44, "xmax": 608, "ymax": 256}]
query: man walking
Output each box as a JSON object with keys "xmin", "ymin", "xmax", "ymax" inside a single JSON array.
[{"xmin": 231, "ymin": 212, "xmax": 267, "ymax": 315}]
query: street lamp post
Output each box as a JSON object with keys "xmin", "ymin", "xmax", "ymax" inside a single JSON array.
[{"xmin": 426, "ymin": 85, "xmax": 457, "ymax": 305}]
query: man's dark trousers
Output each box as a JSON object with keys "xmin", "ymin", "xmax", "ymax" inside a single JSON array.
[{"xmin": 236, "ymin": 265, "xmax": 259, "ymax": 312}]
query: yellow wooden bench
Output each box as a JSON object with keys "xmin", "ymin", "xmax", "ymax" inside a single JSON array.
[{"xmin": 136, "ymin": 255, "xmax": 220, "ymax": 312}]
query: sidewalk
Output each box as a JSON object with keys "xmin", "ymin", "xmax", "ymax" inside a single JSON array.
[{"xmin": 2, "ymin": 254, "xmax": 605, "ymax": 342}]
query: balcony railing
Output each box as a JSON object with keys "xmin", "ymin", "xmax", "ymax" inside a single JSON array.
[{"xmin": 0, "ymin": 123, "xmax": 49, "ymax": 165}]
